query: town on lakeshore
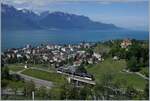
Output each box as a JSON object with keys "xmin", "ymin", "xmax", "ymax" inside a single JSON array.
[
  {"xmin": 2, "ymin": 42, "xmax": 103, "ymax": 84},
  {"xmin": 1, "ymin": 39, "xmax": 149, "ymax": 100}
]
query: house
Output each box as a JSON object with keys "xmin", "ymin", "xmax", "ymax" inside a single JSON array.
[
  {"xmin": 53, "ymin": 57, "xmax": 58, "ymax": 61},
  {"xmin": 25, "ymin": 54, "xmax": 30, "ymax": 59},
  {"xmin": 24, "ymin": 65, "xmax": 28, "ymax": 69},
  {"xmin": 43, "ymin": 55, "xmax": 48, "ymax": 61},
  {"xmin": 17, "ymin": 54, "xmax": 22, "ymax": 58},
  {"xmin": 88, "ymin": 58, "xmax": 93, "ymax": 64},
  {"xmin": 93, "ymin": 52, "xmax": 101, "ymax": 59},
  {"xmin": 61, "ymin": 47, "xmax": 66, "ymax": 52},
  {"xmin": 77, "ymin": 51, "xmax": 85, "ymax": 55},
  {"xmin": 13, "ymin": 50, "xmax": 18, "ymax": 53},
  {"xmin": 26, "ymin": 50, "xmax": 31, "ymax": 54},
  {"xmin": 46, "ymin": 45, "xmax": 51, "ymax": 50},
  {"xmin": 84, "ymin": 43, "xmax": 90, "ymax": 48},
  {"xmin": 26, "ymin": 44, "xmax": 31, "ymax": 49},
  {"xmin": 120, "ymin": 39, "xmax": 132, "ymax": 48},
  {"xmin": 7, "ymin": 54, "xmax": 11, "ymax": 58},
  {"xmin": 73, "ymin": 61, "xmax": 81, "ymax": 66},
  {"xmin": 113, "ymin": 56, "xmax": 118, "ymax": 60},
  {"xmin": 32, "ymin": 49, "xmax": 36, "ymax": 54}
]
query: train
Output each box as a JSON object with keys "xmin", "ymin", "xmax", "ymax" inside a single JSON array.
[{"xmin": 57, "ymin": 68, "xmax": 94, "ymax": 81}]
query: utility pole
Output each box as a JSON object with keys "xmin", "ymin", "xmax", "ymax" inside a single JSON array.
[{"xmin": 32, "ymin": 91, "xmax": 34, "ymax": 100}]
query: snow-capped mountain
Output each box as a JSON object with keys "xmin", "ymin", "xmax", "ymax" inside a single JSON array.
[{"xmin": 1, "ymin": 4, "xmax": 119, "ymax": 30}]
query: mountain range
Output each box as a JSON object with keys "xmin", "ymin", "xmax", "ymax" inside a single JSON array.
[{"xmin": 1, "ymin": 4, "xmax": 120, "ymax": 30}]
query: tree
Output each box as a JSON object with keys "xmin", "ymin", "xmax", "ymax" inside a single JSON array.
[
  {"xmin": 87, "ymin": 48, "xmax": 94, "ymax": 56},
  {"xmin": 93, "ymin": 73, "xmax": 115, "ymax": 100},
  {"xmin": 24, "ymin": 80, "xmax": 35, "ymax": 98},
  {"xmin": 1, "ymin": 79, "xmax": 9, "ymax": 88},
  {"xmin": 1, "ymin": 59, "xmax": 4, "ymax": 67},
  {"xmin": 127, "ymin": 56, "xmax": 140, "ymax": 72},
  {"xmin": 36, "ymin": 86, "xmax": 47, "ymax": 99},
  {"xmin": 76, "ymin": 64, "xmax": 87, "ymax": 73},
  {"xmin": 67, "ymin": 85, "xmax": 79, "ymax": 99},
  {"xmin": 49, "ymin": 87, "xmax": 62, "ymax": 100},
  {"xmin": 10, "ymin": 74, "xmax": 22, "ymax": 81},
  {"xmin": 67, "ymin": 57, "xmax": 74, "ymax": 65},
  {"xmin": 79, "ymin": 86, "xmax": 91, "ymax": 100},
  {"xmin": 144, "ymin": 82, "xmax": 149, "ymax": 100},
  {"xmin": 1, "ymin": 66, "xmax": 10, "ymax": 80},
  {"xmin": 22, "ymin": 55, "xmax": 27, "ymax": 63},
  {"xmin": 59, "ymin": 82, "xmax": 79, "ymax": 100},
  {"xmin": 125, "ymin": 86, "xmax": 137, "ymax": 99},
  {"xmin": 10, "ymin": 82, "xmax": 18, "ymax": 99},
  {"xmin": 94, "ymin": 83, "xmax": 105, "ymax": 100}
]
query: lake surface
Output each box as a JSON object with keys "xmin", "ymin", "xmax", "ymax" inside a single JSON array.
[{"xmin": 2, "ymin": 29, "xmax": 149, "ymax": 51}]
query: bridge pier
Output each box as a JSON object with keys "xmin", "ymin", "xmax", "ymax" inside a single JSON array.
[
  {"xmin": 75, "ymin": 80, "xmax": 79, "ymax": 86},
  {"xmin": 66, "ymin": 75, "xmax": 95, "ymax": 86},
  {"xmin": 67, "ymin": 77, "xmax": 71, "ymax": 83}
]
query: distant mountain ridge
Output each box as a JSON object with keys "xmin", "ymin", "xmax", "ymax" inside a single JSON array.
[{"xmin": 1, "ymin": 4, "xmax": 120, "ymax": 30}]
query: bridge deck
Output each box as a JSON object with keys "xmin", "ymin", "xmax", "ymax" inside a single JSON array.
[{"xmin": 57, "ymin": 71, "xmax": 96, "ymax": 85}]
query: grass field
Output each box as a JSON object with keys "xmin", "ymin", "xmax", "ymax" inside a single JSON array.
[
  {"xmin": 86, "ymin": 58, "xmax": 147, "ymax": 90},
  {"xmin": 115, "ymin": 73, "xmax": 147, "ymax": 90},
  {"xmin": 2, "ymin": 79, "xmax": 25, "ymax": 90},
  {"xmin": 28, "ymin": 64, "xmax": 56, "ymax": 71},
  {"xmin": 8, "ymin": 80, "xmax": 25, "ymax": 90},
  {"xmin": 139, "ymin": 67, "xmax": 149, "ymax": 77},
  {"xmin": 21, "ymin": 69, "xmax": 66, "ymax": 84},
  {"xmin": 29, "ymin": 64, "xmax": 49, "ymax": 68},
  {"xmin": 7, "ymin": 64, "xmax": 24, "ymax": 72}
]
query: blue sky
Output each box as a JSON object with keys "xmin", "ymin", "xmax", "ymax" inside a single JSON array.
[{"xmin": 2, "ymin": 0, "xmax": 149, "ymax": 30}]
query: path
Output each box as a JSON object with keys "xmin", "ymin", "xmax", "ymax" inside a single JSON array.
[
  {"xmin": 121, "ymin": 69, "xmax": 149, "ymax": 80},
  {"xmin": 10, "ymin": 69, "xmax": 53, "ymax": 88}
]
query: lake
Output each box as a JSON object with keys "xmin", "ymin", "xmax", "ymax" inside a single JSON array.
[{"xmin": 1, "ymin": 29, "xmax": 149, "ymax": 51}]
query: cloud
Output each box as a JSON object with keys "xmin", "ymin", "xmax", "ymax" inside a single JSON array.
[
  {"xmin": 2, "ymin": 0, "xmax": 51, "ymax": 6},
  {"xmin": 2, "ymin": 0, "xmax": 148, "ymax": 12},
  {"xmin": 2, "ymin": 0, "xmax": 148, "ymax": 8},
  {"xmin": 2, "ymin": 0, "xmax": 148, "ymax": 5},
  {"xmin": 2, "ymin": 0, "xmax": 146, "ymax": 13}
]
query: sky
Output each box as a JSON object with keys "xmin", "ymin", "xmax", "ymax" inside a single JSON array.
[{"xmin": 2, "ymin": 0, "xmax": 149, "ymax": 30}]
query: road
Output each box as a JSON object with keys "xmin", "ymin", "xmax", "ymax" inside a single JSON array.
[
  {"xmin": 135, "ymin": 72, "xmax": 149, "ymax": 80},
  {"xmin": 10, "ymin": 69, "xmax": 53, "ymax": 89}
]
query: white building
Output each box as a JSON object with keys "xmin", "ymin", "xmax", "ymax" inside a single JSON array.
[
  {"xmin": 61, "ymin": 48, "xmax": 66, "ymax": 52},
  {"xmin": 93, "ymin": 53, "xmax": 101, "ymax": 59},
  {"xmin": 113, "ymin": 56, "xmax": 118, "ymax": 60},
  {"xmin": 24, "ymin": 65, "xmax": 28, "ymax": 69},
  {"xmin": 26, "ymin": 44, "xmax": 31, "ymax": 49},
  {"xmin": 17, "ymin": 54, "xmax": 22, "ymax": 58},
  {"xmin": 120, "ymin": 39, "xmax": 132, "ymax": 48},
  {"xmin": 43, "ymin": 55, "xmax": 48, "ymax": 61}
]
